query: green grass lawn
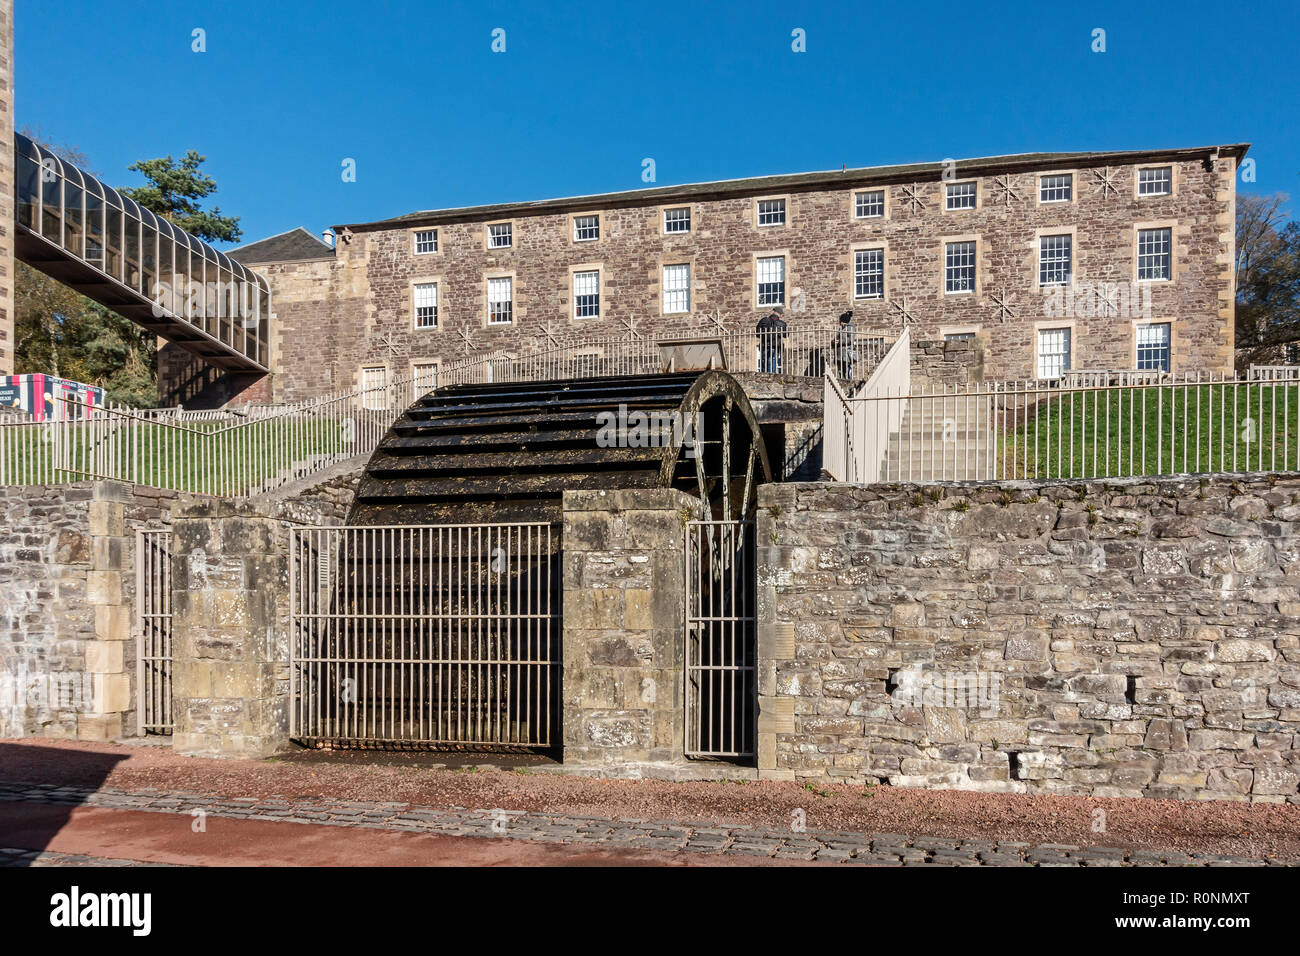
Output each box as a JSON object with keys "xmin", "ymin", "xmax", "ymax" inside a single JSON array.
[
  {"xmin": 0, "ymin": 416, "xmax": 352, "ymax": 494},
  {"xmin": 1003, "ymin": 382, "xmax": 1300, "ymax": 480}
]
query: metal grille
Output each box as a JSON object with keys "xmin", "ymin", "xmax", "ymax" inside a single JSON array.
[
  {"xmin": 685, "ymin": 520, "xmax": 756, "ymax": 761},
  {"xmin": 135, "ymin": 529, "xmax": 173, "ymax": 735},
  {"xmin": 289, "ymin": 524, "xmax": 559, "ymax": 749}
]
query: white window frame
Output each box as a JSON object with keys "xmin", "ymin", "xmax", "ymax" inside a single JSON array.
[
  {"xmin": 487, "ymin": 275, "xmax": 513, "ymax": 324},
  {"xmin": 756, "ymin": 198, "xmax": 786, "ymax": 227},
  {"xmin": 755, "ymin": 255, "xmax": 786, "ymax": 306},
  {"xmin": 361, "ymin": 366, "xmax": 387, "ymax": 410},
  {"xmin": 944, "ymin": 240, "xmax": 977, "ymax": 294},
  {"xmin": 945, "ymin": 181, "xmax": 978, "ymax": 211},
  {"xmin": 1038, "ymin": 173, "xmax": 1073, "ymax": 204},
  {"xmin": 1136, "ymin": 322, "xmax": 1172, "ymax": 372},
  {"xmin": 573, "ymin": 269, "xmax": 600, "ymax": 319},
  {"xmin": 662, "ymin": 263, "xmax": 691, "ymax": 314},
  {"xmin": 853, "ymin": 247, "xmax": 884, "ymax": 300},
  {"xmin": 412, "ymin": 281, "xmax": 438, "ymax": 329},
  {"xmin": 1137, "ymin": 166, "xmax": 1173, "ymax": 197},
  {"xmin": 572, "ymin": 214, "xmax": 600, "ymax": 242},
  {"xmin": 663, "ymin": 206, "xmax": 691, "ymax": 234},
  {"xmin": 854, "ymin": 189, "xmax": 885, "ymax": 219},
  {"xmin": 412, "ymin": 229, "xmax": 438, "ymax": 255},
  {"xmin": 1038, "ymin": 234, "xmax": 1072, "ymax": 287},
  {"xmin": 1036, "ymin": 328, "xmax": 1072, "ymax": 380},
  {"xmin": 1137, "ymin": 227, "xmax": 1172, "ymax": 282},
  {"xmin": 487, "ymin": 222, "xmax": 513, "ymax": 249}
]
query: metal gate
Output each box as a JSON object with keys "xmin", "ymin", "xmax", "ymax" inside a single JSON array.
[
  {"xmin": 685, "ymin": 519, "xmax": 756, "ymax": 760},
  {"xmin": 289, "ymin": 523, "xmax": 560, "ymax": 749},
  {"xmin": 135, "ymin": 529, "xmax": 173, "ymax": 734}
]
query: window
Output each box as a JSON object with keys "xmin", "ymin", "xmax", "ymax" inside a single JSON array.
[
  {"xmin": 1037, "ymin": 328, "xmax": 1072, "ymax": 380},
  {"xmin": 1038, "ymin": 234, "xmax": 1072, "ymax": 286},
  {"xmin": 413, "ymin": 282, "xmax": 438, "ymax": 329},
  {"xmin": 757, "ymin": 199, "xmax": 786, "ymax": 226},
  {"xmin": 362, "ymin": 366, "xmax": 386, "ymax": 409},
  {"xmin": 1137, "ymin": 228, "xmax": 1172, "ymax": 281},
  {"xmin": 573, "ymin": 270, "xmax": 600, "ymax": 319},
  {"xmin": 663, "ymin": 263, "xmax": 690, "ymax": 314},
  {"xmin": 945, "ymin": 182, "xmax": 977, "ymax": 210},
  {"xmin": 854, "ymin": 190, "xmax": 885, "ymax": 218},
  {"xmin": 573, "ymin": 215, "xmax": 599, "ymax": 242},
  {"xmin": 412, "ymin": 362, "xmax": 438, "ymax": 398},
  {"xmin": 664, "ymin": 207, "xmax": 691, "ymax": 234},
  {"xmin": 413, "ymin": 229, "xmax": 438, "ymax": 254},
  {"xmin": 853, "ymin": 248, "xmax": 884, "ymax": 299},
  {"xmin": 944, "ymin": 241, "xmax": 976, "ymax": 293},
  {"xmin": 1039, "ymin": 174, "xmax": 1072, "ymax": 203},
  {"xmin": 488, "ymin": 222, "xmax": 512, "ymax": 249},
  {"xmin": 1138, "ymin": 167, "xmax": 1172, "ymax": 196},
  {"xmin": 1287, "ymin": 343, "xmax": 1300, "ymax": 365},
  {"xmin": 756, "ymin": 255, "xmax": 785, "ymax": 306},
  {"xmin": 488, "ymin": 276, "xmax": 513, "ymax": 324},
  {"xmin": 945, "ymin": 332, "xmax": 976, "ymax": 342},
  {"xmin": 1136, "ymin": 323, "xmax": 1171, "ymax": 371}
]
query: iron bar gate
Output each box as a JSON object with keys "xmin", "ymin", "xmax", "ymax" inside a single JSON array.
[
  {"xmin": 135, "ymin": 529, "xmax": 173, "ymax": 734},
  {"xmin": 289, "ymin": 524, "xmax": 560, "ymax": 749},
  {"xmin": 685, "ymin": 519, "xmax": 756, "ymax": 760}
]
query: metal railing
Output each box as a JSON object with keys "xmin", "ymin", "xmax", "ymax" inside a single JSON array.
[
  {"xmin": 0, "ymin": 373, "xmax": 419, "ymax": 495},
  {"xmin": 829, "ymin": 369, "xmax": 1300, "ymax": 483},
  {"xmin": 440, "ymin": 327, "xmax": 893, "ymax": 388},
  {"xmin": 289, "ymin": 523, "xmax": 560, "ymax": 749},
  {"xmin": 823, "ymin": 328, "xmax": 911, "ymax": 482},
  {"xmin": 685, "ymin": 519, "xmax": 756, "ymax": 761},
  {"xmin": 135, "ymin": 529, "xmax": 173, "ymax": 735},
  {"xmin": 1249, "ymin": 365, "xmax": 1300, "ymax": 381}
]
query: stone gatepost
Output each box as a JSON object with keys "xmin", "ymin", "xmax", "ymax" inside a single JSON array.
[
  {"xmin": 169, "ymin": 497, "xmax": 290, "ymax": 757},
  {"xmin": 82, "ymin": 482, "xmax": 136, "ymax": 740},
  {"xmin": 561, "ymin": 488, "xmax": 694, "ymax": 765}
]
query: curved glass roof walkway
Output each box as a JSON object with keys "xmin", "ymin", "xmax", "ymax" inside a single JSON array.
[{"xmin": 14, "ymin": 133, "xmax": 270, "ymax": 372}]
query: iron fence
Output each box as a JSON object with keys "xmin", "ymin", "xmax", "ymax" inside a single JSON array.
[
  {"xmin": 135, "ymin": 528, "xmax": 173, "ymax": 734},
  {"xmin": 289, "ymin": 523, "xmax": 560, "ymax": 749}
]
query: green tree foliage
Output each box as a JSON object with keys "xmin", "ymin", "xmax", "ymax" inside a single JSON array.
[
  {"xmin": 1235, "ymin": 193, "xmax": 1300, "ymax": 372},
  {"xmin": 121, "ymin": 152, "xmax": 241, "ymax": 243},
  {"xmin": 14, "ymin": 136, "xmax": 241, "ymax": 405}
]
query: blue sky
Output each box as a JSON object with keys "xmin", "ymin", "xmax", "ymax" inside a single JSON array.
[{"xmin": 17, "ymin": 0, "xmax": 1300, "ymax": 248}]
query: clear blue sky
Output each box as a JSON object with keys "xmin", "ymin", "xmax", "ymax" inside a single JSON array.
[{"xmin": 17, "ymin": 0, "xmax": 1300, "ymax": 249}]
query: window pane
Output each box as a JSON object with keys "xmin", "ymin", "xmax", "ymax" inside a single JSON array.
[
  {"xmin": 757, "ymin": 199, "xmax": 785, "ymax": 226},
  {"xmin": 1040, "ymin": 174, "xmax": 1072, "ymax": 203},
  {"xmin": 854, "ymin": 190, "xmax": 884, "ymax": 218},
  {"xmin": 756, "ymin": 255, "xmax": 785, "ymax": 305},
  {"xmin": 573, "ymin": 270, "xmax": 600, "ymax": 318},
  {"xmin": 414, "ymin": 282, "xmax": 438, "ymax": 328},
  {"xmin": 945, "ymin": 241, "xmax": 976, "ymax": 293},
  {"xmin": 1038, "ymin": 234, "xmax": 1072, "ymax": 286},
  {"xmin": 1136, "ymin": 323, "xmax": 1171, "ymax": 371},
  {"xmin": 573, "ymin": 215, "xmax": 599, "ymax": 241},
  {"xmin": 1137, "ymin": 228, "xmax": 1171, "ymax": 280},
  {"xmin": 663, "ymin": 264, "xmax": 690, "ymax": 314},
  {"xmin": 1138, "ymin": 167, "xmax": 1172, "ymax": 196},
  {"xmin": 854, "ymin": 248, "xmax": 884, "ymax": 299},
  {"xmin": 945, "ymin": 182, "xmax": 977, "ymax": 210},
  {"xmin": 488, "ymin": 276, "xmax": 513, "ymax": 323},
  {"xmin": 414, "ymin": 229, "xmax": 438, "ymax": 254},
  {"xmin": 488, "ymin": 223, "xmax": 512, "ymax": 248},
  {"xmin": 664, "ymin": 207, "xmax": 691, "ymax": 233}
]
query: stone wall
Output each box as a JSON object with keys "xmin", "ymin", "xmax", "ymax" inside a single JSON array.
[
  {"xmin": 561, "ymin": 488, "xmax": 694, "ymax": 764},
  {"xmin": 0, "ymin": 482, "xmax": 173, "ymax": 739},
  {"xmin": 911, "ymin": 337, "xmax": 985, "ymax": 386},
  {"xmin": 756, "ymin": 477, "xmax": 1300, "ymax": 803}
]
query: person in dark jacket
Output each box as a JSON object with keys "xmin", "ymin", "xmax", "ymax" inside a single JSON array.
[
  {"xmin": 756, "ymin": 306, "xmax": 787, "ymax": 373},
  {"xmin": 834, "ymin": 310, "xmax": 858, "ymax": 382}
]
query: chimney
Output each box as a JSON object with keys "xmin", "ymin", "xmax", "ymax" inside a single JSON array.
[{"xmin": 321, "ymin": 229, "xmax": 336, "ymax": 248}]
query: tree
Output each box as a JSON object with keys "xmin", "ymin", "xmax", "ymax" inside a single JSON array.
[
  {"xmin": 122, "ymin": 152, "xmax": 241, "ymax": 243},
  {"xmin": 1235, "ymin": 192, "xmax": 1300, "ymax": 371}
]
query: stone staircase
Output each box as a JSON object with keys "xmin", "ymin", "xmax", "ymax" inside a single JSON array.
[{"xmin": 881, "ymin": 392, "xmax": 997, "ymax": 482}]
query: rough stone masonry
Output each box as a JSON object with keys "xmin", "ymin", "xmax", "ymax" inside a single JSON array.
[{"xmin": 755, "ymin": 476, "xmax": 1300, "ymax": 803}]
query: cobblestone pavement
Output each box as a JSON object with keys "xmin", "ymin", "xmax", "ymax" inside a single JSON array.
[
  {"xmin": 1, "ymin": 781, "xmax": 1288, "ymax": 866},
  {"xmin": 0, "ymin": 846, "xmax": 175, "ymax": 867}
]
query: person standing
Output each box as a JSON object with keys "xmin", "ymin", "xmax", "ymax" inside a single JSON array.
[
  {"xmin": 756, "ymin": 305, "xmax": 787, "ymax": 373},
  {"xmin": 834, "ymin": 310, "xmax": 858, "ymax": 382}
]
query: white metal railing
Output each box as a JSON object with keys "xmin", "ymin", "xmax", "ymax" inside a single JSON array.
[
  {"xmin": 0, "ymin": 373, "xmax": 418, "ymax": 496},
  {"xmin": 823, "ymin": 328, "xmax": 911, "ymax": 482},
  {"xmin": 288, "ymin": 523, "xmax": 560, "ymax": 748},
  {"xmin": 440, "ymin": 328, "xmax": 892, "ymax": 388},
  {"xmin": 831, "ymin": 370, "xmax": 1300, "ymax": 483}
]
